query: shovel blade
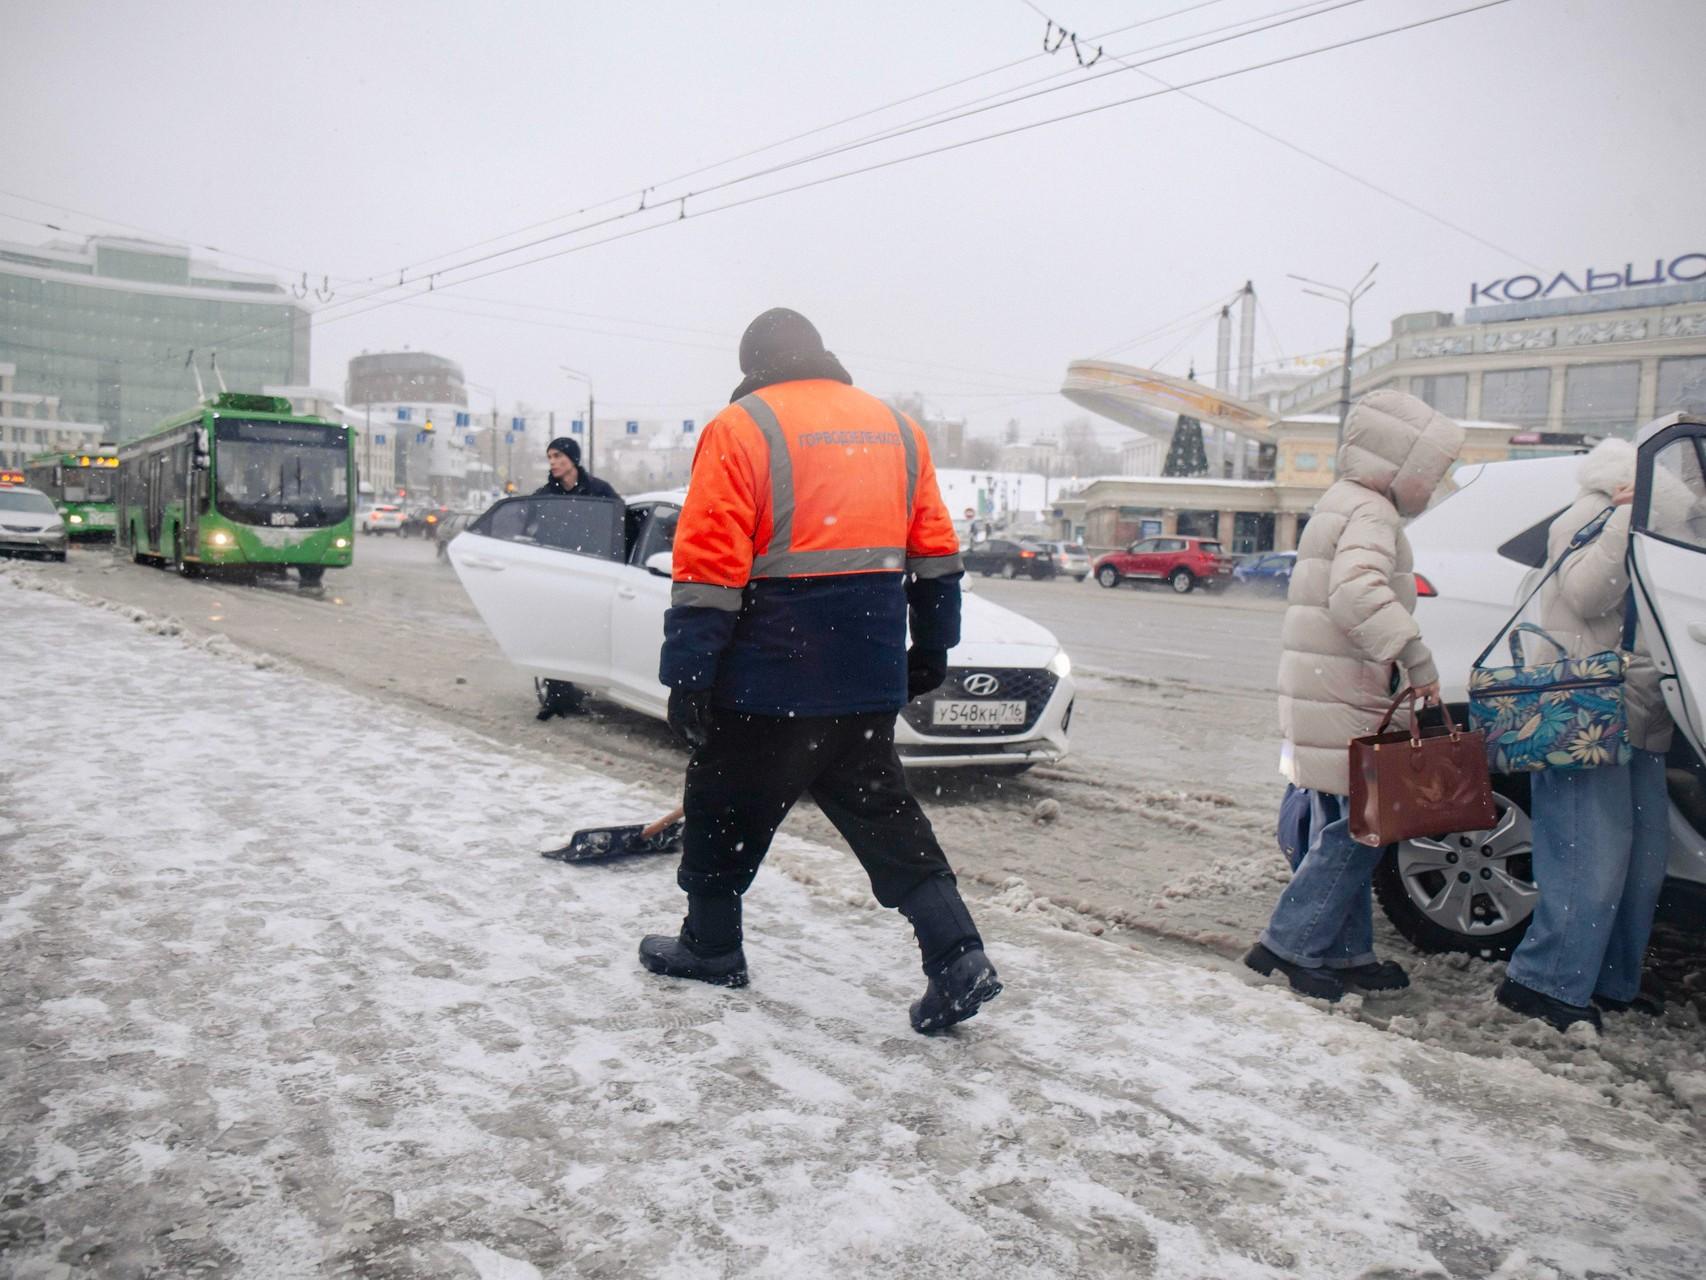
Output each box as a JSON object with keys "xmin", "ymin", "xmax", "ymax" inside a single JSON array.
[{"xmin": 542, "ymin": 820, "xmax": 684, "ymax": 864}]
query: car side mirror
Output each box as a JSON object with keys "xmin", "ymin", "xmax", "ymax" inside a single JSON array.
[{"xmin": 644, "ymin": 551, "xmax": 673, "ymax": 578}]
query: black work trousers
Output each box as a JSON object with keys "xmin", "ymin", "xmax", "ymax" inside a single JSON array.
[{"xmin": 677, "ymin": 710, "xmax": 954, "ymax": 908}]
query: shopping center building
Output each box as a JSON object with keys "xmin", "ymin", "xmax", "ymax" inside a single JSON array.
[
  {"xmin": 1059, "ymin": 254, "xmax": 1706, "ymax": 553},
  {"xmin": 0, "ymin": 235, "xmax": 310, "ymax": 441}
]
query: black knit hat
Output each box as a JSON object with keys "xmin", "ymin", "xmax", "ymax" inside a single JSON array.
[
  {"xmin": 739, "ymin": 308, "xmax": 827, "ymax": 374},
  {"xmin": 546, "ymin": 436, "xmax": 581, "ymax": 465}
]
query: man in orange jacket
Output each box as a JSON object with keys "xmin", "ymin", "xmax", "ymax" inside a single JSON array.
[{"xmin": 639, "ymin": 308, "xmax": 1001, "ymax": 1033}]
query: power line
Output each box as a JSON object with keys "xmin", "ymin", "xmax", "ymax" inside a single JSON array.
[
  {"xmin": 145, "ymin": 0, "xmax": 1519, "ymax": 372},
  {"xmin": 388, "ymin": 0, "xmax": 1244, "ymax": 282}
]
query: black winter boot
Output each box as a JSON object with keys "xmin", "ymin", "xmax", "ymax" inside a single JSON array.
[
  {"xmin": 1496, "ymin": 977, "xmax": 1600, "ymax": 1033},
  {"xmin": 899, "ymin": 876, "xmax": 1001, "ymax": 1033},
  {"xmin": 638, "ymin": 893, "xmax": 748, "ymax": 988},
  {"xmin": 1243, "ymin": 943, "xmax": 1345, "ymax": 1001}
]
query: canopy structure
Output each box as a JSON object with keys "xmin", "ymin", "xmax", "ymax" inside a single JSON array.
[{"xmin": 1061, "ymin": 359, "xmax": 1274, "ymax": 441}]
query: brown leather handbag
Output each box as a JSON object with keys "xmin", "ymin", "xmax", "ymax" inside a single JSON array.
[{"xmin": 1348, "ymin": 689, "xmax": 1498, "ymax": 847}]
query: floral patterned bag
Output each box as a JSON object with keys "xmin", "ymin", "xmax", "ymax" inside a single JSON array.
[{"xmin": 1467, "ymin": 508, "xmax": 1633, "ymax": 774}]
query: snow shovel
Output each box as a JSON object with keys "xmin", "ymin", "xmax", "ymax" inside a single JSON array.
[{"xmin": 541, "ymin": 805, "xmax": 685, "ymax": 864}]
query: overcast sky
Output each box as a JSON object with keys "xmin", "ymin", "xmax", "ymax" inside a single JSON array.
[{"xmin": 3, "ymin": 0, "xmax": 1700, "ymax": 440}]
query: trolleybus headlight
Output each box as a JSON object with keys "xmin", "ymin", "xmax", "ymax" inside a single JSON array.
[
  {"xmin": 67, "ymin": 513, "xmax": 83, "ymax": 524},
  {"xmin": 206, "ymin": 530, "xmax": 232, "ymax": 548},
  {"xmin": 334, "ymin": 537, "xmax": 350, "ymax": 549}
]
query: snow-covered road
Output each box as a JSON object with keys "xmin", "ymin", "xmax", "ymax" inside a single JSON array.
[{"xmin": 3, "ymin": 579, "xmax": 1704, "ymax": 1279}]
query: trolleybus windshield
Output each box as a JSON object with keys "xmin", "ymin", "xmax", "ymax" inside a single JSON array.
[
  {"xmin": 214, "ymin": 419, "xmax": 351, "ymax": 528},
  {"xmin": 62, "ymin": 467, "xmax": 115, "ymax": 503}
]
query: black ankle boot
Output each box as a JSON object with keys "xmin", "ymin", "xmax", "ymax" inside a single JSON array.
[
  {"xmin": 898, "ymin": 876, "xmax": 1001, "ymax": 1032},
  {"xmin": 639, "ymin": 893, "xmax": 748, "ymax": 987},
  {"xmin": 1496, "ymin": 977, "xmax": 1600, "ymax": 1032}
]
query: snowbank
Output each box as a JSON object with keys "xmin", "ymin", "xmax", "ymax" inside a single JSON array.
[{"xmin": 2, "ymin": 582, "xmax": 1704, "ymax": 1279}]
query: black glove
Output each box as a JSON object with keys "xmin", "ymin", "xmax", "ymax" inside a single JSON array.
[
  {"xmin": 907, "ymin": 646, "xmax": 949, "ymax": 702},
  {"xmin": 668, "ymin": 688, "xmax": 715, "ymax": 749}
]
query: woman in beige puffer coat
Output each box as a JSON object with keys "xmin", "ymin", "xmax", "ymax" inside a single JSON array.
[
  {"xmin": 1246, "ymin": 390, "xmax": 1464, "ymax": 1001},
  {"xmin": 1497, "ymin": 438, "xmax": 1691, "ymax": 1031}
]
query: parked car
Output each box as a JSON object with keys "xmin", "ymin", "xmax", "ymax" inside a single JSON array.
[
  {"xmin": 0, "ymin": 485, "xmax": 68, "ymax": 561},
  {"xmin": 1232, "ymin": 550, "xmax": 1296, "ymax": 595},
  {"xmin": 1045, "ymin": 540, "xmax": 1092, "ymax": 582},
  {"xmin": 448, "ymin": 490, "xmax": 1076, "ymax": 771},
  {"xmin": 1376, "ymin": 415, "xmax": 1706, "ymax": 958},
  {"xmin": 1093, "ymin": 535, "xmax": 1232, "ymax": 594},
  {"xmin": 962, "ymin": 537, "xmax": 1056, "ymax": 580},
  {"xmin": 361, "ymin": 504, "xmax": 403, "ymax": 535}
]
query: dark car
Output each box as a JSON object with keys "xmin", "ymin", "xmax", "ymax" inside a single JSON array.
[
  {"xmin": 962, "ymin": 537, "xmax": 1056, "ymax": 580},
  {"xmin": 1092, "ymin": 535, "xmax": 1232, "ymax": 594},
  {"xmin": 1231, "ymin": 550, "xmax": 1296, "ymax": 594},
  {"xmin": 401, "ymin": 505, "xmax": 452, "ymax": 538}
]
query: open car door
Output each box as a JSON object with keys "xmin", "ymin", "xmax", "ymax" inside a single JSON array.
[
  {"xmin": 448, "ymin": 494, "xmax": 627, "ymax": 685},
  {"xmin": 1631, "ymin": 413, "xmax": 1706, "ymax": 754}
]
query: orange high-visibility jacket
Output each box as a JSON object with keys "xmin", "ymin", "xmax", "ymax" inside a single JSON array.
[{"xmin": 671, "ymin": 379, "xmax": 962, "ymax": 611}]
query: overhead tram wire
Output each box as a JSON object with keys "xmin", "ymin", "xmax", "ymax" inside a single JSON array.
[
  {"xmin": 160, "ymin": 0, "xmax": 1518, "ymax": 367},
  {"xmin": 174, "ymin": 0, "xmax": 1393, "ymax": 361},
  {"xmin": 129, "ymin": 0, "xmax": 1400, "ymax": 368},
  {"xmin": 375, "ymin": 0, "xmax": 1381, "ymax": 298},
  {"xmin": 387, "ymin": 0, "xmax": 1245, "ymax": 282},
  {"xmin": 708, "ymin": 0, "xmax": 1346, "ymax": 200}
]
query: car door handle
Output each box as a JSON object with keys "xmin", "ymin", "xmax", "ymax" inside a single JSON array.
[
  {"xmin": 1689, "ymin": 623, "xmax": 1706, "ymax": 645},
  {"xmin": 616, "ymin": 587, "xmax": 637, "ymax": 600},
  {"xmin": 460, "ymin": 555, "xmax": 507, "ymax": 572}
]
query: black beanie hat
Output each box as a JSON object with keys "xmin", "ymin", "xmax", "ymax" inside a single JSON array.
[
  {"xmin": 739, "ymin": 308, "xmax": 826, "ymax": 374},
  {"xmin": 546, "ymin": 436, "xmax": 581, "ymax": 465}
]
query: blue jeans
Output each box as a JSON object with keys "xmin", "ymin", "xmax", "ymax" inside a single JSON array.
[
  {"xmin": 1260, "ymin": 791, "xmax": 1381, "ymax": 969},
  {"xmin": 1506, "ymin": 750, "xmax": 1669, "ymax": 1006}
]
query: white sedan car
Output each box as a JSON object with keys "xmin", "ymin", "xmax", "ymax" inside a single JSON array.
[
  {"xmin": 1381, "ymin": 413, "xmax": 1706, "ymax": 958},
  {"xmin": 448, "ymin": 490, "xmax": 1075, "ymax": 771}
]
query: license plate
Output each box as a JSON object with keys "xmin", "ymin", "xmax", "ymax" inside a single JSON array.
[{"xmin": 931, "ymin": 699, "xmax": 1026, "ymax": 727}]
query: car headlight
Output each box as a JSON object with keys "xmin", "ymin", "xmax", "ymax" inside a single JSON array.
[{"xmin": 1047, "ymin": 649, "xmax": 1072, "ymax": 679}]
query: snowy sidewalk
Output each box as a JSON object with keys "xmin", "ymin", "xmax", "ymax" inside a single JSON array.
[{"xmin": 3, "ymin": 581, "xmax": 1704, "ymax": 1280}]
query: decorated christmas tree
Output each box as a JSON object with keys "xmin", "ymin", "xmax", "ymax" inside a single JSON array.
[{"xmin": 1163, "ymin": 415, "xmax": 1208, "ymax": 477}]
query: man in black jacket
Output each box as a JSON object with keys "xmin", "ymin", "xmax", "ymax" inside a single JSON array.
[
  {"xmin": 531, "ymin": 436, "xmax": 619, "ymax": 719},
  {"xmin": 534, "ymin": 436, "xmax": 618, "ymax": 499}
]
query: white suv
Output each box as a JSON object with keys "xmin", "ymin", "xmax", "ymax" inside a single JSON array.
[{"xmin": 1380, "ymin": 414, "xmax": 1706, "ymax": 957}]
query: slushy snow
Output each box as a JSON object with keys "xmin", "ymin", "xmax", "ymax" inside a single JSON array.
[{"xmin": 2, "ymin": 581, "xmax": 1704, "ymax": 1279}]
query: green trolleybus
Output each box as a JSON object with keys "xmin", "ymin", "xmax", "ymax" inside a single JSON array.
[
  {"xmin": 117, "ymin": 392, "xmax": 356, "ymax": 586},
  {"xmin": 23, "ymin": 450, "xmax": 121, "ymax": 538}
]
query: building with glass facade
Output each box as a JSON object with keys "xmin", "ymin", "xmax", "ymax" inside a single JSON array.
[{"xmin": 0, "ymin": 236, "xmax": 310, "ymax": 442}]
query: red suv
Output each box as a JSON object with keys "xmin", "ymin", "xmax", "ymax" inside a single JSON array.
[{"xmin": 1093, "ymin": 535, "xmax": 1232, "ymax": 594}]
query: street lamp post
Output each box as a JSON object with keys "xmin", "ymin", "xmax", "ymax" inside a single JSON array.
[
  {"xmin": 1287, "ymin": 263, "xmax": 1377, "ymax": 475},
  {"xmin": 559, "ymin": 366, "xmax": 596, "ymax": 475}
]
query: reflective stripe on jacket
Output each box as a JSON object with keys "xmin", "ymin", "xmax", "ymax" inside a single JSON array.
[
  {"xmin": 661, "ymin": 378, "xmax": 963, "ymax": 716},
  {"xmin": 670, "ymin": 380, "xmax": 962, "ymax": 611}
]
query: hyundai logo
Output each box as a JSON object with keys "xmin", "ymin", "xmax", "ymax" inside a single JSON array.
[{"xmin": 961, "ymin": 673, "xmax": 1001, "ymax": 697}]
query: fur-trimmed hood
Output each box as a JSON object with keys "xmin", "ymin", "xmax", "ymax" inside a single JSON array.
[{"xmin": 1575, "ymin": 436, "xmax": 1695, "ymax": 532}]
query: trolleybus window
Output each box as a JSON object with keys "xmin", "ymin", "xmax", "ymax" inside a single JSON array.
[
  {"xmin": 214, "ymin": 419, "xmax": 351, "ymax": 528},
  {"xmin": 62, "ymin": 467, "xmax": 115, "ymax": 503}
]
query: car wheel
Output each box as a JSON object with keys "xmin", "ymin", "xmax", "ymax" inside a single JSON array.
[
  {"xmin": 53, "ymin": 551, "xmax": 68, "ymax": 563},
  {"xmin": 1169, "ymin": 568, "xmax": 1195, "ymax": 594},
  {"xmin": 1096, "ymin": 566, "xmax": 1121, "ymax": 588},
  {"xmin": 1000, "ymin": 562, "xmax": 1018, "ymax": 579},
  {"xmin": 1372, "ymin": 781, "xmax": 1537, "ymax": 958}
]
